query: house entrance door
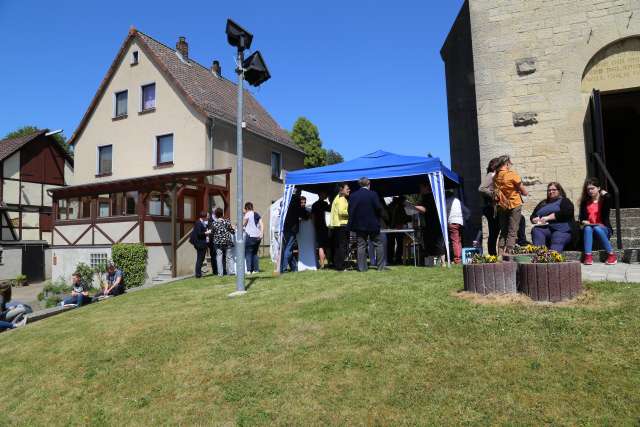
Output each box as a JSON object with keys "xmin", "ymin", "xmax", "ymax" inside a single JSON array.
[{"xmin": 22, "ymin": 244, "xmax": 44, "ymax": 282}]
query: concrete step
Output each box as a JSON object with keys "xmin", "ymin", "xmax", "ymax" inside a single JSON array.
[
  {"xmin": 617, "ymin": 208, "xmax": 640, "ymax": 218},
  {"xmin": 611, "ymin": 217, "xmax": 640, "ymax": 228},
  {"xmin": 562, "ymin": 250, "xmax": 626, "ymax": 263},
  {"xmin": 622, "ymin": 249, "xmax": 640, "ymax": 264}
]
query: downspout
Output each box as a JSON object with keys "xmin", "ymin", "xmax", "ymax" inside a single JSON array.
[{"xmin": 207, "ymin": 118, "xmax": 215, "ymax": 175}]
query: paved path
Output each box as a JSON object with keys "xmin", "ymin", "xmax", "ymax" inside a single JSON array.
[
  {"xmin": 10, "ymin": 282, "xmax": 45, "ymax": 310},
  {"xmin": 582, "ymin": 264, "xmax": 640, "ymax": 283}
]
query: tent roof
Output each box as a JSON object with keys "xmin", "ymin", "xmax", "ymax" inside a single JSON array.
[{"xmin": 285, "ymin": 150, "xmax": 460, "ymax": 186}]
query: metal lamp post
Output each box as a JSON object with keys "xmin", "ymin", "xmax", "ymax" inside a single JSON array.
[{"xmin": 225, "ymin": 19, "xmax": 271, "ymax": 296}]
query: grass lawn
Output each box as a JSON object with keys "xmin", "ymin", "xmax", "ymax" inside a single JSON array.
[{"xmin": 1, "ymin": 261, "xmax": 639, "ymax": 426}]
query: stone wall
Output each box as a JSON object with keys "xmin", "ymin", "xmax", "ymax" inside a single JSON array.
[
  {"xmin": 447, "ymin": 0, "xmax": 640, "ymax": 242},
  {"xmin": 441, "ymin": 0, "xmax": 483, "ymax": 243}
]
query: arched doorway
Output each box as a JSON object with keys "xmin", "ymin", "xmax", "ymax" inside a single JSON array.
[{"xmin": 583, "ymin": 36, "xmax": 640, "ymax": 208}]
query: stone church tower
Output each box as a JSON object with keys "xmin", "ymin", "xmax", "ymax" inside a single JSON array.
[{"xmin": 442, "ymin": 0, "xmax": 640, "ymax": 239}]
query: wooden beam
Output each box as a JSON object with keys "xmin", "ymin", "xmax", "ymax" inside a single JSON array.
[
  {"xmin": 171, "ymin": 183, "xmax": 177, "ymax": 278},
  {"xmin": 117, "ymin": 222, "xmax": 139, "ymax": 243}
]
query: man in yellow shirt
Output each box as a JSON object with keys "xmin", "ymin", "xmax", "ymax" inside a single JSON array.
[{"xmin": 330, "ymin": 183, "xmax": 350, "ymax": 271}]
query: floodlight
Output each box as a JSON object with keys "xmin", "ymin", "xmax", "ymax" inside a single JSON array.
[
  {"xmin": 225, "ymin": 19, "xmax": 253, "ymax": 51},
  {"xmin": 243, "ymin": 51, "xmax": 271, "ymax": 86}
]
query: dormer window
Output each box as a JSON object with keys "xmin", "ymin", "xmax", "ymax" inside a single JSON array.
[
  {"xmin": 131, "ymin": 51, "xmax": 139, "ymax": 65},
  {"xmin": 141, "ymin": 83, "xmax": 156, "ymax": 112},
  {"xmin": 114, "ymin": 90, "xmax": 128, "ymax": 118}
]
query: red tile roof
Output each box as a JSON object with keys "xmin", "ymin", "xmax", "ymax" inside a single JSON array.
[{"xmin": 69, "ymin": 29, "xmax": 301, "ymax": 153}]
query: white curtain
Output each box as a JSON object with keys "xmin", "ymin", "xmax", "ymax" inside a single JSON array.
[{"xmin": 428, "ymin": 171, "xmax": 451, "ymax": 266}]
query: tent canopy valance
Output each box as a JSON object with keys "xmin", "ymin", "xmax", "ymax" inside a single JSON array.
[{"xmin": 284, "ymin": 150, "xmax": 459, "ymax": 196}]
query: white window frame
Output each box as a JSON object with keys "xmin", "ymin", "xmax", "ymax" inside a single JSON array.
[
  {"xmin": 96, "ymin": 144, "xmax": 113, "ymax": 176},
  {"xmin": 131, "ymin": 50, "xmax": 139, "ymax": 65},
  {"xmin": 112, "ymin": 90, "xmax": 128, "ymax": 118},
  {"xmin": 271, "ymin": 150, "xmax": 283, "ymax": 180},
  {"xmin": 139, "ymin": 82, "xmax": 156, "ymax": 112}
]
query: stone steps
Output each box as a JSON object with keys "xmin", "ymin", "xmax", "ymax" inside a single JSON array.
[
  {"xmin": 152, "ymin": 265, "xmax": 174, "ymax": 283},
  {"xmin": 562, "ymin": 249, "xmax": 640, "ymax": 264}
]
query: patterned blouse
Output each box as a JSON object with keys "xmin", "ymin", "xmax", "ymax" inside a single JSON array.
[{"xmin": 211, "ymin": 218, "xmax": 234, "ymax": 247}]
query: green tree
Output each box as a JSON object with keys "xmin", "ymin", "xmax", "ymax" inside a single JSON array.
[
  {"xmin": 326, "ymin": 149, "xmax": 344, "ymax": 165},
  {"xmin": 4, "ymin": 125, "xmax": 71, "ymax": 155},
  {"xmin": 290, "ymin": 117, "xmax": 326, "ymax": 168}
]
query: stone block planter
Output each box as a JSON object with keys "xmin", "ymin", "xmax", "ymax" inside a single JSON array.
[
  {"xmin": 503, "ymin": 254, "xmax": 534, "ymax": 263},
  {"xmin": 463, "ymin": 262, "xmax": 518, "ymax": 295},
  {"xmin": 518, "ymin": 261, "xmax": 582, "ymax": 302}
]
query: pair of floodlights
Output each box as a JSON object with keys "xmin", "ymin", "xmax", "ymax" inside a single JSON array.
[{"xmin": 225, "ymin": 19, "xmax": 270, "ymax": 87}]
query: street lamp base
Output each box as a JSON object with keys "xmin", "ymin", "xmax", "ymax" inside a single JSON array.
[{"xmin": 228, "ymin": 290, "xmax": 248, "ymax": 298}]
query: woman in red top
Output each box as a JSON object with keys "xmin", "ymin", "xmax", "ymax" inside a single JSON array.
[{"xmin": 578, "ymin": 177, "xmax": 616, "ymax": 265}]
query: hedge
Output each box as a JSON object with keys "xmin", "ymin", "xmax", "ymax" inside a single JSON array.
[{"xmin": 111, "ymin": 243, "xmax": 148, "ymax": 288}]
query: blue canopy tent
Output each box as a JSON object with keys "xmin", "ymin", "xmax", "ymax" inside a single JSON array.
[{"xmin": 276, "ymin": 150, "xmax": 461, "ymax": 269}]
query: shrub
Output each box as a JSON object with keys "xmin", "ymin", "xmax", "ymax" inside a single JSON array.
[
  {"xmin": 111, "ymin": 243, "xmax": 148, "ymax": 288},
  {"xmin": 12, "ymin": 274, "xmax": 27, "ymax": 287},
  {"xmin": 38, "ymin": 278, "xmax": 72, "ymax": 308},
  {"xmin": 74, "ymin": 263, "xmax": 95, "ymax": 289}
]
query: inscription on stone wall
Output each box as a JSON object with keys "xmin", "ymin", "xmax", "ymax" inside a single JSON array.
[{"xmin": 582, "ymin": 37, "xmax": 640, "ymax": 92}]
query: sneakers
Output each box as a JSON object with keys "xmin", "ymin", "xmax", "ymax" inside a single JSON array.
[
  {"xmin": 583, "ymin": 254, "xmax": 593, "ymax": 265},
  {"xmin": 605, "ymin": 253, "xmax": 618, "ymax": 265}
]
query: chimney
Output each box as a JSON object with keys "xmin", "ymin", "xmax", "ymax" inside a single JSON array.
[
  {"xmin": 211, "ymin": 60, "xmax": 221, "ymax": 77},
  {"xmin": 176, "ymin": 36, "xmax": 188, "ymax": 60}
]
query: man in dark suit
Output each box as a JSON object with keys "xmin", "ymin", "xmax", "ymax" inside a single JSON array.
[
  {"xmin": 190, "ymin": 211, "xmax": 210, "ymax": 278},
  {"xmin": 348, "ymin": 177, "xmax": 385, "ymax": 272}
]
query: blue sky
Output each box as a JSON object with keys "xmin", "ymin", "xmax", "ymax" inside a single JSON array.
[{"xmin": 0, "ymin": 0, "xmax": 463, "ymax": 166}]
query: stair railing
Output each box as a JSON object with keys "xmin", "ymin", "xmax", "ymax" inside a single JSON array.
[{"xmin": 592, "ymin": 152, "xmax": 622, "ymax": 250}]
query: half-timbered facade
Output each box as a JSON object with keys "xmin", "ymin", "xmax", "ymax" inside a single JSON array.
[
  {"xmin": 0, "ymin": 129, "xmax": 73, "ymax": 282},
  {"xmin": 50, "ymin": 169, "xmax": 230, "ymax": 282},
  {"xmin": 0, "ymin": 130, "xmax": 73, "ymax": 242}
]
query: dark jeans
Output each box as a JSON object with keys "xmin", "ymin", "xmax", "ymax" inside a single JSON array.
[
  {"xmin": 62, "ymin": 294, "xmax": 91, "ymax": 307},
  {"xmin": 531, "ymin": 226, "xmax": 572, "ymax": 252},
  {"xmin": 0, "ymin": 321, "xmax": 14, "ymax": 330},
  {"xmin": 356, "ymin": 231, "xmax": 385, "ymax": 272},
  {"xmin": 517, "ymin": 216, "xmax": 529, "ymax": 246},
  {"xmin": 483, "ymin": 205, "xmax": 499, "ymax": 256},
  {"xmin": 332, "ymin": 227, "xmax": 349, "ymax": 271},
  {"xmin": 246, "ymin": 237, "xmax": 261, "ymax": 273},
  {"xmin": 497, "ymin": 206, "xmax": 522, "ymax": 254},
  {"xmin": 280, "ymin": 231, "xmax": 297, "ymax": 273},
  {"xmin": 208, "ymin": 242, "xmax": 218, "ymax": 275},
  {"xmin": 195, "ymin": 247, "xmax": 207, "ymax": 278}
]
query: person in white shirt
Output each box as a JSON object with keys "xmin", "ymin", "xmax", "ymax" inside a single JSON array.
[
  {"xmin": 243, "ymin": 202, "xmax": 264, "ymax": 274},
  {"xmin": 446, "ymin": 190, "xmax": 465, "ymax": 264}
]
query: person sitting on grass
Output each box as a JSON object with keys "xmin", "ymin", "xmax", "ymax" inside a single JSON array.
[
  {"xmin": 0, "ymin": 282, "xmax": 15, "ymax": 331},
  {"xmin": 61, "ymin": 272, "xmax": 92, "ymax": 307},
  {"xmin": 93, "ymin": 262, "xmax": 125, "ymax": 300}
]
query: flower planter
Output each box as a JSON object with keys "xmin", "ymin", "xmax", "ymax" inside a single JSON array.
[
  {"xmin": 503, "ymin": 254, "xmax": 534, "ymax": 263},
  {"xmin": 517, "ymin": 261, "xmax": 582, "ymax": 302},
  {"xmin": 463, "ymin": 262, "xmax": 518, "ymax": 295}
]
